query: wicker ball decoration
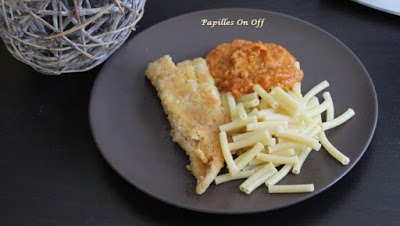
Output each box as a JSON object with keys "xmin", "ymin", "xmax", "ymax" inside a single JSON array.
[{"xmin": 0, "ymin": 0, "xmax": 145, "ymax": 74}]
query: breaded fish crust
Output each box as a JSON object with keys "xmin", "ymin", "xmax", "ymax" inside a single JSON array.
[{"xmin": 145, "ymin": 55, "xmax": 230, "ymax": 194}]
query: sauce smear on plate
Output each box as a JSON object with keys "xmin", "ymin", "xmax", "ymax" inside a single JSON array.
[{"xmin": 206, "ymin": 39, "xmax": 304, "ymax": 98}]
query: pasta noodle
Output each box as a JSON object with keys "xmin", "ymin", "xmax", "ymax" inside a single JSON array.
[
  {"xmin": 268, "ymin": 142, "xmax": 306, "ymax": 154},
  {"xmin": 287, "ymin": 91, "xmax": 300, "ymax": 101},
  {"xmin": 294, "ymin": 61, "xmax": 300, "ymax": 69},
  {"xmin": 270, "ymin": 87, "xmax": 301, "ymax": 115},
  {"xmin": 215, "ymin": 79, "xmax": 355, "ymax": 195},
  {"xmin": 239, "ymin": 163, "xmax": 277, "ymax": 194},
  {"xmin": 247, "ymin": 159, "xmax": 265, "ymax": 166},
  {"xmin": 258, "ymin": 112, "xmax": 291, "ymax": 121},
  {"xmin": 257, "ymin": 153, "xmax": 299, "ymax": 165},
  {"xmin": 270, "ymin": 148, "xmax": 296, "ymax": 157},
  {"xmin": 220, "ymin": 92, "xmax": 230, "ymax": 114},
  {"xmin": 292, "ymin": 82, "xmax": 302, "ymax": 99},
  {"xmin": 240, "ymin": 163, "xmax": 275, "ymax": 188},
  {"xmin": 268, "ymin": 184, "xmax": 314, "ymax": 193},
  {"xmin": 234, "ymin": 142, "xmax": 265, "ymax": 171},
  {"xmin": 219, "ymin": 132, "xmax": 239, "ymax": 174},
  {"xmin": 305, "ymin": 124, "xmax": 322, "ymax": 138},
  {"xmin": 305, "ymin": 96, "xmax": 320, "ymax": 111},
  {"xmin": 236, "ymin": 92, "xmax": 258, "ymax": 103},
  {"xmin": 242, "ymin": 99, "xmax": 260, "ymax": 109},
  {"xmin": 228, "ymin": 131, "xmax": 271, "ymax": 150},
  {"xmin": 260, "ymin": 137, "xmax": 276, "ymax": 146},
  {"xmin": 247, "ymin": 108, "xmax": 259, "ymax": 117},
  {"xmin": 219, "ymin": 116, "xmax": 257, "ymax": 132},
  {"xmin": 306, "ymin": 100, "xmax": 330, "ymax": 118},
  {"xmin": 253, "ymin": 84, "xmax": 279, "ymax": 109},
  {"xmin": 232, "ymin": 129, "xmax": 268, "ymax": 142},
  {"xmin": 226, "ymin": 92, "xmax": 237, "ymax": 118},
  {"xmin": 234, "ymin": 150, "xmax": 247, "ymax": 162},
  {"xmin": 292, "ymin": 147, "xmax": 312, "ymax": 174},
  {"xmin": 276, "ymin": 131, "xmax": 321, "ymax": 151},
  {"xmin": 257, "ymin": 108, "xmax": 275, "ymax": 115},
  {"xmin": 215, "ymin": 170, "xmax": 254, "ymax": 185},
  {"xmin": 240, "ymin": 168, "xmax": 277, "ymax": 194},
  {"xmin": 236, "ymin": 103, "xmax": 248, "ymax": 120},
  {"xmin": 265, "ymin": 164, "xmax": 293, "ymax": 187},
  {"xmin": 322, "ymin": 108, "xmax": 355, "ymax": 130},
  {"xmin": 303, "ymin": 80, "xmax": 329, "ymax": 102},
  {"xmin": 318, "ymin": 131, "xmax": 350, "ymax": 165},
  {"xmin": 323, "ymin": 92, "xmax": 334, "ymax": 121},
  {"xmin": 246, "ymin": 121, "xmax": 288, "ymax": 131}
]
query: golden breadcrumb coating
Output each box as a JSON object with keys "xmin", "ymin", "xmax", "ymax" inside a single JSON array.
[{"xmin": 145, "ymin": 55, "xmax": 230, "ymax": 194}]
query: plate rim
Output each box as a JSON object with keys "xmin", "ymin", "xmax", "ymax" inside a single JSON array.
[{"xmin": 89, "ymin": 8, "xmax": 378, "ymax": 214}]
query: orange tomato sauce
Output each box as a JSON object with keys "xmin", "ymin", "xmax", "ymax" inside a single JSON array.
[{"xmin": 206, "ymin": 39, "xmax": 304, "ymax": 98}]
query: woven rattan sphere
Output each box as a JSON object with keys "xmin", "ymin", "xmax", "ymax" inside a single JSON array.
[{"xmin": 0, "ymin": 0, "xmax": 145, "ymax": 74}]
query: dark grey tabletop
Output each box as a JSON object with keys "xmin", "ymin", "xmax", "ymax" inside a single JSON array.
[{"xmin": 1, "ymin": 0, "xmax": 399, "ymax": 225}]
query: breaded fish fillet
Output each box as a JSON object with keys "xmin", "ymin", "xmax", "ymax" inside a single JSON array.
[{"xmin": 145, "ymin": 55, "xmax": 230, "ymax": 194}]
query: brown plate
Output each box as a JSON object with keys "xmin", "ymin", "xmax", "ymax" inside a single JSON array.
[{"xmin": 89, "ymin": 8, "xmax": 377, "ymax": 214}]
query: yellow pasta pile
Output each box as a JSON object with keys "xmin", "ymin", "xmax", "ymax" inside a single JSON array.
[{"xmin": 215, "ymin": 80, "xmax": 355, "ymax": 194}]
